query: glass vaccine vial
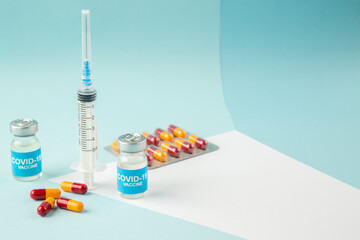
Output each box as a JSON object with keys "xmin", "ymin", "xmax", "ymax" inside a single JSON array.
[
  {"xmin": 10, "ymin": 118, "xmax": 42, "ymax": 181},
  {"xmin": 117, "ymin": 133, "xmax": 148, "ymax": 199}
]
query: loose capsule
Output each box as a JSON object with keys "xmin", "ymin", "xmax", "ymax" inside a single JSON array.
[
  {"xmin": 188, "ymin": 135, "xmax": 208, "ymax": 150},
  {"xmin": 146, "ymin": 153, "xmax": 154, "ymax": 166},
  {"xmin": 142, "ymin": 132, "xmax": 160, "ymax": 146},
  {"xmin": 61, "ymin": 181, "xmax": 88, "ymax": 194},
  {"xmin": 147, "ymin": 146, "xmax": 167, "ymax": 162},
  {"xmin": 168, "ymin": 125, "xmax": 187, "ymax": 138},
  {"xmin": 154, "ymin": 128, "xmax": 174, "ymax": 142},
  {"xmin": 160, "ymin": 142, "xmax": 181, "ymax": 158},
  {"xmin": 112, "ymin": 140, "xmax": 120, "ymax": 153},
  {"xmin": 30, "ymin": 188, "xmax": 61, "ymax": 200},
  {"xmin": 174, "ymin": 138, "xmax": 195, "ymax": 154},
  {"xmin": 37, "ymin": 197, "xmax": 55, "ymax": 217},
  {"xmin": 56, "ymin": 197, "xmax": 84, "ymax": 212}
]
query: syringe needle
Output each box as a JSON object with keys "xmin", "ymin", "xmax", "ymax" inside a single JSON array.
[
  {"xmin": 82, "ymin": 10, "xmax": 91, "ymax": 64},
  {"xmin": 81, "ymin": 10, "xmax": 93, "ymax": 92}
]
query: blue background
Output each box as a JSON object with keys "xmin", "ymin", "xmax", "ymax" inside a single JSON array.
[
  {"xmin": 221, "ymin": 0, "xmax": 360, "ymax": 189},
  {"xmin": 0, "ymin": 0, "xmax": 359, "ymax": 239}
]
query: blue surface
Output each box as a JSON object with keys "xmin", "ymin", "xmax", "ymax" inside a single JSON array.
[
  {"xmin": 0, "ymin": 0, "xmax": 238, "ymax": 239},
  {"xmin": 220, "ymin": 0, "xmax": 360, "ymax": 189}
]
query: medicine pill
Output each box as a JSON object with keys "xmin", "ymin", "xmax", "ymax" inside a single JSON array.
[
  {"xmin": 188, "ymin": 135, "xmax": 208, "ymax": 150},
  {"xmin": 37, "ymin": 197, "xmax": 55, "ymax": 217},
  {"xmin": 30, "ymin": 188, "xmax": 61, "ymax": 200},
  {"xmin": 112, "ymin": 140, "xmax": 120, "ymax": 153},
  {"xmin": 60, "ymin": 181, "xmax": 88, "ymax": 194},
  {"xmin": 168, "ymin": 125, "xmax": 187, "ymax": 138},
  {"xmin": 154, "ymin": 128, "xmax": 174, "ymax": 142},
  {"xmin": 142, "ymin": 132, "xmax": 160, "ymax": 146},
  {"xmin": 146, "ymin": 153, "xmax": 154, "ymax": 166},
  {"xmin": 56, "ymin": 197, "xmax": 84, "ymax": 212},
  {"xmin": 174, "ymin": 138, "xmax": 195, "ymax": 154},
  {"xmin": 147, "ymin": 146, "xmax": 167, "ymax": 162},
  {"xmin": 160, "ymin": 142, "xmax": 181, "ymax": 158}
]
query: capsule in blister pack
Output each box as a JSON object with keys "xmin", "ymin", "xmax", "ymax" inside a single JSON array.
[
  {"xmin": 160, "ymin": 142, "xmax": 181, "ymax": 158},
  {"xmin": 147, "ymin": 146, "xmax": 167, "ymax": 162},
  {"xmin": 155, "ymin": 128, "xmax": 174, "ymax": 142},
  {"xmin": 174, "ymin": 138, "xmax": 194, "ymax": 154},
  {"xmin": 146, "ymin": 153, "xmax": 154, "ymax": 166},
  {"xmin": 106, "ymin": 124, "xmax": 218, "ymax": 170},
  {"xmin": 188, "ymin": 135, "xmax": 208, "ymax": 150},
  {"xmin": 112, "ymin": 140, "xmax": 120, "ymax": 153},
  {"xmin": 168, "ymin": 125, "xmax": 187, "ymax": 138},
  {"xmin": 142, "ymin": 132, "xmax": 160, "ymax": 146}
]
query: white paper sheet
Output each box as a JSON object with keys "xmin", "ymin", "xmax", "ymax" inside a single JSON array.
[{"xmin": 50, "ymin": 130, "xmax": 360, "ymax": 240}]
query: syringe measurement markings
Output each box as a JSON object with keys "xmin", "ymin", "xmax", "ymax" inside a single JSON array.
[
  {"xmin": 80, "ymin": 131, "xmax": 93, "ymax": 134},
  {"xmin": 79, "ymin": 116, "xmax": 94, "ymax": 120},
  {"xmin": 79, "ymin": 112, "xmax": 93, "ymax": 116},
  {"xmin": 79, "ymin": 124, "xmax": 93, "ymax": 127},
  {"xmin": 80, "ymin": 147, "xmax": 98, "ymax": 152},
  {"xmin": 79, "ymin": 105, "xmax": 92, "ymax": 108},
  {"xmin": 79, "ymin": 127, "xmax": 91, "ymax": 130},
  {"xmin": 80, "ymin": 134, "xmax": 94, "ymax": 138},
  {"xmin": 80, "ymin": 136, "xmax": 95, "ymax": 140}
]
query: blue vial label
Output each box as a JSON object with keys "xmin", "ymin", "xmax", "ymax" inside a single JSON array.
[
  {"xmin": 11, "ymin": 148, "xmax": 42, "ymax": 177},
  {"xmin": 117, "ymin": 166, "xmax": 148, "ymax": 194}
]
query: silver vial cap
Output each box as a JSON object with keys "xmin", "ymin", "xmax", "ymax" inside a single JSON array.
[
  {"xmin": 10, "ymin": 118, "xmax": 39, "ymax": 136},
  {"xmin": 118, "ymin": 133, "xmax": 146, "ymax": 153}
]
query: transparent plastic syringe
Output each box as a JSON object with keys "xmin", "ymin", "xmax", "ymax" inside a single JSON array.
[{"xmin": 71, "ymin": 10, "xmax": 105, "ymax": 190}]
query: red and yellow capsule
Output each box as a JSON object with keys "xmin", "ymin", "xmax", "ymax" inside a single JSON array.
[
  {"xmin": 174, "ymin": 138, "xmax": 195, "ymax": 154},
  {"xmin": 147, "ymin": 146, "xmax": 167, "ymax": 162},
  {"xmin": 142, "ymin": 132, "xmax": 160, "ymax": 146},
  {"xmin": 57, "ymin": 197, "xmax": 84, "ymax": 212},
  {"xmin": 188, "ymin": 135, "xmax": 208, "ymax": 150},
  {"xmin": 168, "ymin": 125, "xmax": 187, "ymax": 138},
  {"xmin": 61, "ymin": 181, "xmax": 88, "ymax": 194},
  {"xmin": 37, "ymin": 197, "xmax": 55, "ymax": 217},
  {"xmin": 146, "ymin": 153, "xmax": 154, "ymax": 166},
  {"xmin": 30, "ymin": 188, "xmax": 61, "ymax": 200},
  {"xmin": 154, "ymin": 128, "xmax": 174, "ymax": 142},
  {"xmin": 112, "ymin": 140, "xmax": 120, "ymax": 153},
  {"xmin": 160, "ymin": 142, "xmax": 180, "ymax": 158}
]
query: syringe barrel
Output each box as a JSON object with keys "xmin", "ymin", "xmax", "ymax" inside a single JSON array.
[{"xmin": 78, "ymin": 91, "xmax": 98, "ymax": 174}]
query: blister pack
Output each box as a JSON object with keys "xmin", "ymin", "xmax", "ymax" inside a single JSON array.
[{"xmin": 105, "ymin": 125, "xmax": 219, "ymax": 170}]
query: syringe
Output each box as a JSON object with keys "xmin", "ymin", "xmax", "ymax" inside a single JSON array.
[{"xmin": 71, "ymin": 10, "xmax": 105, "ymax": 190}]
